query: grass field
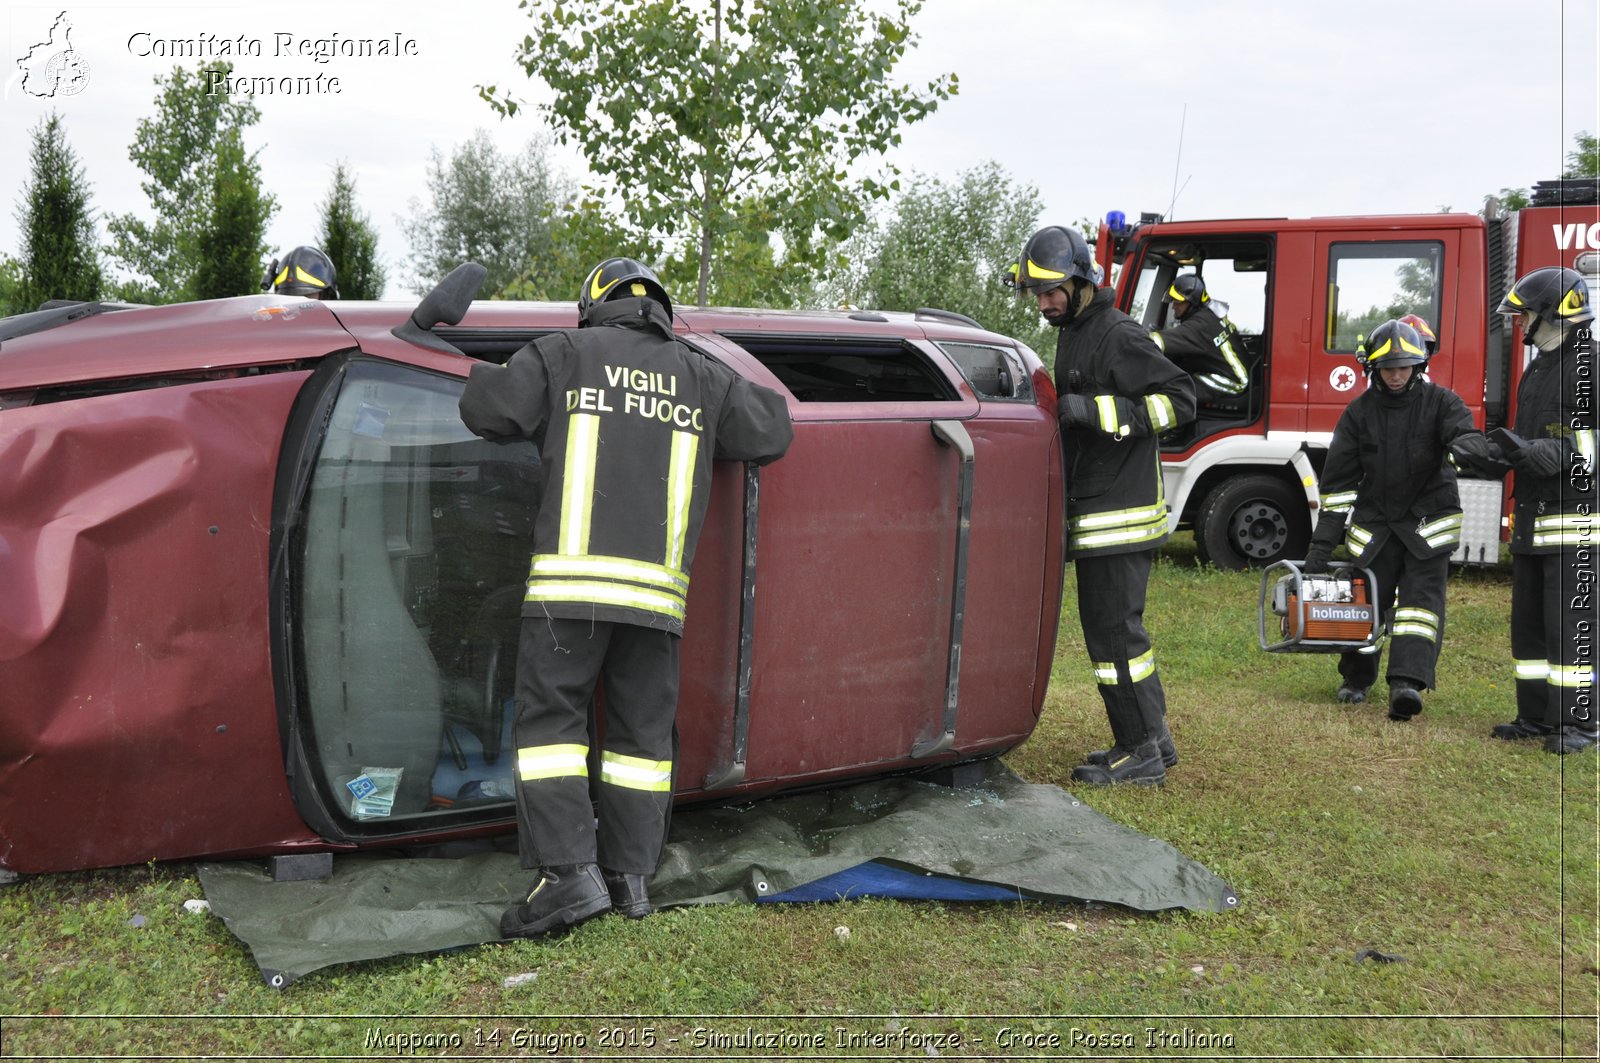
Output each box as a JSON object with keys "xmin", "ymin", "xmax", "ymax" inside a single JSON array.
[{"xmin": 1, "ymin": 539, "xmax": 1596, "ymax": 1059}]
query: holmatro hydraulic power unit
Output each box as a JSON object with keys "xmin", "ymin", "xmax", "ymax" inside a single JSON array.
[{"xmin": 1259, "ymin": 560, "xmax": 1382, "ymax": 653}]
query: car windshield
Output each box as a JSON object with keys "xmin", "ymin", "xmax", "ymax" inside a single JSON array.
[{"xmin": 297, "ymin": 360, "xmax": 537, "ymax": 825}]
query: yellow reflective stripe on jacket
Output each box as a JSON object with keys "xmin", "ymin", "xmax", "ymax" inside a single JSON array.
[
  {"xmin": 1391, "ymin": 607, "xmax": 1439, "ymax": 642},
  {"xmin": 1549, "ymin": 663, "xmax": 1594, "ymax": 688},
  {"xmin": 1215, "ymin": 333, "xmax": 1249, "ymax": 392},
  {"xmin": 529, "ymin": 554, "xmax": 688, "ymax": 592},
  {"xmin": 664, "ymin": 429, "xmax": 699, "ymax": 571},
  {"xmin": 1321, "ymin": 490, "xmax": 1358, "ymax": 513},
  {"xmin": 1574, "ymin": 428, "xmax": 1596, "ymax": 473},
  {"xmin": 1531, "ymin": 512, "xmax": 1596, "ymax": 547},
  {"xmin": 526, "ymin": 580, "xmax": 687, "ymax": 620},
  {"xmin": 517, "ymin": 743, "xmax": 589, "ymax": 781},
  {"xmin": 599, "ymin": 751, "xmax": 673, "ymax": 792},
  {"xmin": 1344, "ymin": 523, "xmax": 1373, "ymax": 553},
  {"xmin": 1514, "ymin": 659, "xmax": 1550, "ymax": 681},
  {"xmin": 1150, "ymin": 331, "xmax": 1166, "ymax": 352},
  {"xmin": 1145, "ymin": 393, "xmax": 1176, "ymax": 430},
  {"xmin": 1094, "ymin": 394, "xmax": 1127, "ymax": 436},
  {"xmin": 559, "ymin": 414, "xmax": 600, "ymax": 554},
  {"xmin": 1418, "ymin": 513, "xmax": 1463, "ymax": 547},
  {"xmin": 1071, "ymin": 513, "xmax": 1170, "ymax": 550}
]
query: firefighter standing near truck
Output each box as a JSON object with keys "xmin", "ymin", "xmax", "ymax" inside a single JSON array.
[
  {"xmin": 460, "ymin": 258, "xmax": 794, "ymax": 938},
  {"xmin": 1454, "ymin": 267, "xmax": 1597, "ymax": 753},
  {"xmin": 1150, "ymin": 273, "xmax": 1251, "ymax": 403},
  {"xmin": 1302, "ymin": 318, "xmax": 1482, "ymax": 720},
  {"xmin": 1014, "ymin": 225, "xmax": 1197, "ymax": 785}
]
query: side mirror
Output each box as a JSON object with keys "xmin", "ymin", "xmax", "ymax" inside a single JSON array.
[{"xmin": 390, "ymin": 262, "xmax": 487, "ymax": 355}]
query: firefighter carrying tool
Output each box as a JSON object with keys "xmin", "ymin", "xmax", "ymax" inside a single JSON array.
[
  {"xmin": 459, "ymin": 258, "xmax": 794, "ymax": 937},
  {"xmin": 1301, "ymin": 319, "xmax": 1484, "ymax": 721},
  {"xmin": 1014, "ymin": 225, "xmax": 1197, "ymax": 785}
]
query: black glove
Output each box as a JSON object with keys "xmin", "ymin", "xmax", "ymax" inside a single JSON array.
[
  {"xmin": 1059, "ymin": 393, "xmax": 1096, "ymax": 430},
  {"xmin": 1507, "ymin": 437, "xmax": 1565, "ymax": 479},
  {"xmin": 1301, "ymin": 543, "xmax": 1333, "ymax": 574}
]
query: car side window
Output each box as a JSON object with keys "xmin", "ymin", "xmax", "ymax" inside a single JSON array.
[
  {"xmin": 935, "ymin": 341, "xmax": 1035, "ymax": 402},
  {"xmin": 297, "ymin": 360, "xmax": 532, "ymax": 824}
]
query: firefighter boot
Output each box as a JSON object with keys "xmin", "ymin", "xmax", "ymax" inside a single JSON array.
[
  {"xmin": 1491, "ymin": 717, "xmax": 1553, "ymax": 741},
  {"xmin": 602, "ymin": 869, "xmax": 654, "ymax": 920},
  {"xmin": 1071, "ymin": 740, "xmax": 1166, "ymax": 787},
  {"xmin": 1387, "ymin": 679, "xmax": 1423, "ymax": 722},
  {"xmin": 1336, "ymin": 684, "xmax": 1368, "ymax": 704},
  {"xmin": 1087, "ymin": 729, "xmax": 1178, "ymax": 769},
  {"xmin": 1544, "ymin": 727, "xmax": 1600, "ymax": 755},
  {"xmin": 500, "ymin": 863, "xmax": 611, "ymax": 940}
]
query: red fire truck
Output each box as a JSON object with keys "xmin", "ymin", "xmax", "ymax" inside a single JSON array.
[{"xmin": 1093, "ymin": 178, "xmax": 1600, "ymax": 568}]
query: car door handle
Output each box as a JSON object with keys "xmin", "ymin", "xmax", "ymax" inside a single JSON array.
[
  {"xmin": 704, "ymin": 461, "xmax": 761, "ymax": 790},
  {"xmin": 912, "ymin": 420, "xmax": 974, "ymax": 758}
]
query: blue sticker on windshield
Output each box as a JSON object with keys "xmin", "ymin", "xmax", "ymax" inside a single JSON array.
[{"xmin": 352, "ymin": 402, "xmax": 389, "ymax": 439}]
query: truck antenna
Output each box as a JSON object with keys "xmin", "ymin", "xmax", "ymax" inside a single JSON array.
[{"xmin": 1168, "ymin": 104, "xmax": 1189, "ymax": 220}]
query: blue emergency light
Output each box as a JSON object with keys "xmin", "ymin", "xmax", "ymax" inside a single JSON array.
[{"xmin": 1105, "ymin": 210, "xmax": 1128, "ymax": 234}]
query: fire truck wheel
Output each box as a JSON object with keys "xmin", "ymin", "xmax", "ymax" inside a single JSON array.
[{"xmin": 1195, "ymin": 474, "xmax": 1310, "ymax": 570}]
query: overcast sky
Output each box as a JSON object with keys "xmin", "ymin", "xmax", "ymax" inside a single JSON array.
[{"xmin": 1, "ymin": 0, "xmax": 1595, "ymax": 301}]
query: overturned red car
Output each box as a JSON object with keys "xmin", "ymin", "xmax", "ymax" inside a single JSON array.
[{"xmin": 0, "ymin": 271, "xmax": 1064, "ymax": 876}]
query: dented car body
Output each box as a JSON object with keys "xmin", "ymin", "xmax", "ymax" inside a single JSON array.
[{"xmin": 0, "ymin": 287, "xmax": 1064, "ymax": 875}]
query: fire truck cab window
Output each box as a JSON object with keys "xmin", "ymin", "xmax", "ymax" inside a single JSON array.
[
  {"xmin": 1324, "ymin": 241, "xmax": 1443, "ymax": 354},
  {"xmin": 1133, "ymin": 237, "xmax": 1272, "ymax": 443}
]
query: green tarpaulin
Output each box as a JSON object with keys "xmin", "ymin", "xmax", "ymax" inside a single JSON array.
[{"xmin": 199, "ymin": 763, "xmax": 1236, "ymax": 987}]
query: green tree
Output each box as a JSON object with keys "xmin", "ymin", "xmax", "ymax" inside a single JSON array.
[
  {"xmin": 847, "ymin": 162, "xmax": 1052, "ymax": 356},
  {"xmin": 107, "ymin": 64, "xmax": 276, "ymax": 302},
  {"xmin": 500, "ymin": 197, "xmax": 657, "ymax": 301},
  {"xmin": 319, "ymin": 161, "xmax": 386, "ymax": 300},
  {"xmin": 1565, "ymin": 131, "xmax": 1598, "ymax": 178},
  {"xmin": 0, "ymin": 255, "xmax": 26, "ymax": 317},
  {"xmin": 189, "ymin": 134, "xmax": 272, "ymax": 300},
  {"xmin": 400, "ymin": 130, "xmax": 568, "ymax": 297},
  {"xmin": 482, "ymin": 0, "xmax": 956, "ymax": 306},
  {"xmin": 15, "ymin": 112, "xmax": 102, "ymax": 310}
]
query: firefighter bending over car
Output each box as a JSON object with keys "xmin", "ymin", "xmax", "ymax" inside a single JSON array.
[
  {"xmin": 1150, "ymin": 273, "xmax": 1251, "ymax": 404},
  {"xmin": 262, "ymin": 245, "xmax": 339, "ymax": 299},
  {"xmin": 1452, "ymin": 267, "xmax": 1598, "ymax": 753},
  {"xmin": 460, "ymin": 258, "xmax": 794, "ymax": 939},
  {"xmin": 1014, "ymin": 225, "xmax": 1197, "ymax": 786},
  {"xmin": 1302, "ymin": 318, "xmax": 1483, "ymax": 720}
]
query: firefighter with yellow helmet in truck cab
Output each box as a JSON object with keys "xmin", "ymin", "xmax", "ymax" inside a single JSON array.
[
  {"xmin": 1150, "ymin": 273, "xmax": 1251, "ymax": 404},
  {"xmin": 459, "ymin": 258, "xmax": 794, "ymax": 938},
  {"xmin": 1014, "ymin": 225, "xmax": 1196, "ymax": 786},
  {"xmin": 1454, "ymin": 266, "xmax": 1598, "ymax": 753}
]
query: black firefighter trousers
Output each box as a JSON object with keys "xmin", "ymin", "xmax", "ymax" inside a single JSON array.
[
  {"xmin": 1512, "ymin": 550, "xmax": 1599, "ymax": 732},
  {"xmin": 1338, "ymin": 537, "xmax": 1449, "ymax": 692},
  {"xmin": 511, "ymin": 617, "xmax": 679, "ymax": 876},
  {"xmin": 1075, "ymin": 549, "xmax": 1169, "ymax": 751}
]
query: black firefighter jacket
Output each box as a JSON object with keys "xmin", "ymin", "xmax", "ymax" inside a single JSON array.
[
  {"xmin": 1311, "ymin": 378, "xmax": 1479, "ymax": 562},
  {"xmin": 1456, "ymin": 326, "xmax": 1598, "ymax": 554},
  {"xmin": 1055, "ymin": 288, "xmax": 1197, "ymax": 557},
  {"xmin": 458, "ymin": 297, "xmax": 794, "ymax": 634},
  {"xmin": 1151, "ymin": 302, "xmax": 1251, "ymax": 401}
]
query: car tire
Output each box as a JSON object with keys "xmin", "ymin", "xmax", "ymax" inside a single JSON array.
[{"xmin": 1194, "ymin": 474, "xmax": 1310, "ymax": 570}]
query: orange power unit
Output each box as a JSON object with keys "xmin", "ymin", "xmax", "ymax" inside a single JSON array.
[{"xmin": 1259, "ymin": 560, "xmax": 1382, "ymax": 653}]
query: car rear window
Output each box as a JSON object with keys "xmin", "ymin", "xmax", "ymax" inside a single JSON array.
[{"xmin": 720, "ymin": 334, "xmax": 959, "ymax": 403}]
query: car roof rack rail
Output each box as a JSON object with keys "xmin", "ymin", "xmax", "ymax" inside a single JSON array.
[
  {"xmin": 914, "ymin": 307, "xmax": 982, "ymax": 329},
  {"xmin": 0, "ymin": 300, "xmax": 141, "ymax": 349}
]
